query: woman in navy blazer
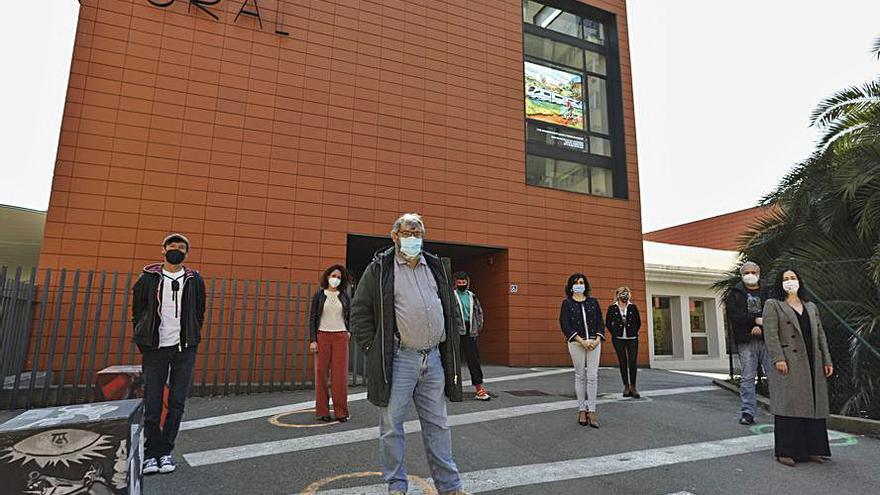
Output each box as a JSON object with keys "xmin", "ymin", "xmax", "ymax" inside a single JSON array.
[{"xmin": 559, "ymin": 272, "xmax": 605, "ymax": 428}]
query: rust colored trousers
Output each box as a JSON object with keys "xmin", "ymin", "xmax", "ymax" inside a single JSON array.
[{"xmin": 314, "ymin": 331, "xmax": 350, "ymax": 418}]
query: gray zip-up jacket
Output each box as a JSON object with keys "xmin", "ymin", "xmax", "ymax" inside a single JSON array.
[{"xmin": 454, "ymin": 289, "xmax": 485, "ymax": 337}]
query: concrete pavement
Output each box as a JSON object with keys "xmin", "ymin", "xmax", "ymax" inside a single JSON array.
[{"xmin": 139, "ymin": 366, "xmax": 878, "ymax": 494}]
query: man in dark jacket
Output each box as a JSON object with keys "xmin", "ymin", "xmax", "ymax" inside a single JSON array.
[
  {"xmin": 132, "ymin": 233, "xmax": 205, "ymax": 475},
  {"xmin": 351, "ymin": 213, "xmax": 469, "ymax": 495},
  {"xmin": 724, "ymin": 261, "xmax": 770, "ymax": 425}
]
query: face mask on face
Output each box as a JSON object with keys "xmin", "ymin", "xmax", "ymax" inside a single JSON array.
[
  {"xmin": 743, "ymin": 273, "xmax": 759, "ymax": 286},
  {"xmin": 399, "ymin": 237, "xmax": 422, "ymax": 258},
  {"xmin": 165, "ymin": 249, "xmax": 185, "ymax": 265},
  {"xmin": 619, "ymin": 292, "xmax": 630, "ymax": 302},
  {"xmin": 572, "ymin": 284, "xmax": 586, "ymax": 295},
  {"xmin": 456, "ymin": 285, "xmax": 468, "ymax": 292},
  {"xmin": 328, "ymin": 277, "xmax": 341, "ymax": 288},
  {"xmin": 782, "ymin": 280, "xmax": 800, "ymax": 294}
]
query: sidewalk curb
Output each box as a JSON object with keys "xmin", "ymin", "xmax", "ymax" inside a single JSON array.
[{"xmin": 711, "ymin": 379, "xmax": 880, "ymax": 437}]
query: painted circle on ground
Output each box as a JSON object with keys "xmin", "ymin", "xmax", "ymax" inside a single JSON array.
[
  {"xmin": 269, "ymin": 408, "xmax": 340, "ymax": 428},
  {"xmin": 299, "ymin": 471, "xmax": 436, "ymax": 495},
  {"xmin": 749, "ymin": 423, "xmax": 859, "ymax": 446}
]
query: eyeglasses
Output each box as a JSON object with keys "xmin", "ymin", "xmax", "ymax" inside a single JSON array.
[{"xmin": 398, "ymin": 231, "xmax": 423, "ymax": 239}]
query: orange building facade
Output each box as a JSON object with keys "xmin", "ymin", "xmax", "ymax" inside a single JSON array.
[
  {"xmin": 41, "ymin": 0, "xmax": 645, "ymax": 367},
  {"xmin": 644, "ymin": 206, "xmax": 774, "ymax": 251}
]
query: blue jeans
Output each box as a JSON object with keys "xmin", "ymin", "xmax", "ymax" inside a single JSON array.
[
  {"xmin": 380, "ymin": 347, "xmax": 462, "ymax": 494},
  {"xmin": 738, "ymin": 339, "xmax": 771, "ymax": 417}
]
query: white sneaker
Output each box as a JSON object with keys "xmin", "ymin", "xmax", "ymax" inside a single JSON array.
[
  {"xmin": 475, "ymin": 389, "xmax": 491, "ymax": 401},
  {"xmin": 158, "ymin": 455, "xmax": 176, "ymax": 473},
  {"xmin": 143, "ymin": 457, "xmax": 159, "ymax": 475}
]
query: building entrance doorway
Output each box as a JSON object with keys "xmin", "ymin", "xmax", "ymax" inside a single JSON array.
[{"xmin": 345, "ymin": 234, "xmax": 509, "ymax": 364}]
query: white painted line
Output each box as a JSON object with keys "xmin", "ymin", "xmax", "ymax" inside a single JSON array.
[
  {"xmin": 180, "ymin": 368, "xmax": 572, "ymax": 431},
  {"xmin": 309, "ymin": 430, "xmax": 851, "ymax": 495},
  {"xmin": 664, "ymin": 492, "xmax": 697, "ymax": 495},
  {"xmin": 667, "ymin": 370, "xmax": 730, "ymax": 380},
  {"xmin": 184, "ymin": 385, "xmax": 717, "ymax": 467}
]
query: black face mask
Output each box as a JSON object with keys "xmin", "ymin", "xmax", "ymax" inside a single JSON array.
[
  {"xmin": 165, "ymin": 249, "xmax": 186, "ymax": 265},
  {"xmin": 456, "ymin": 285, "xmax": 468, "ymax": 292}
]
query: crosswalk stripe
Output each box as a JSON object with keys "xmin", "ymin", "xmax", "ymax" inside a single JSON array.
[
  {"xmin": 183, "ymin": 385, "xmax": 718, "ymax": 467},
  {"xmin": 308, "ymin": 431, "xmax": 850, "ymax": 495},
  {"xmin": 180, "ymin": 368, "xmax": 572, "ymax": 431}
]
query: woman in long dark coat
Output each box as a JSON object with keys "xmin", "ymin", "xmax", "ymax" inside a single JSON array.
[{"xmin": 762, "ymin": 268, "xmax": 834, "ymax": 467}]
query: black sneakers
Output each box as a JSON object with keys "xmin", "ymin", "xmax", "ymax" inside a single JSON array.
[{"xmin": 739, "ymin": 413, "xmax": 755, "ymax": 425}]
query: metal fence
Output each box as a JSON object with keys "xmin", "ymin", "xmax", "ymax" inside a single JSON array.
[
  {"xmin": 727, "ymin": 259, "xmax": 880, "ymax": 420},
  {"xmin": 0, "ymin": 266, "xmax": 368, "ymax": 410}
]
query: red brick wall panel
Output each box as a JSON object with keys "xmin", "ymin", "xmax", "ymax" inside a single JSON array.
[{"xmin": 644, "ymin": 206, "xmax": 775, "ymax": 251}]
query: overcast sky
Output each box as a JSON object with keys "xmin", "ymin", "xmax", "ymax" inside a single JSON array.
[{"xmin": 1, "ymin": 1, "xmax": 878, "ymax": 233}]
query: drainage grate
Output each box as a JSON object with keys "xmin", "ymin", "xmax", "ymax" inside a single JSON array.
[{"xmin": 506, "ymin": 390, "xmax": 553, "ymax": 397}]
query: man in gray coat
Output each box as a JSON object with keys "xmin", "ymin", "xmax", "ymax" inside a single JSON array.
[{"xmin": 351, "ymin": 213, "xmax": 469, "ymax": 495}]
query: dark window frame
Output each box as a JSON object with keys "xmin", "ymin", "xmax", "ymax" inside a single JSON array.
[{"xmin": 522, "ymin": 0, "xmax": 628, "ymax": 199}]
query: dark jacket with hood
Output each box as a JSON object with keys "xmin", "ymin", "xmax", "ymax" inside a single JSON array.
[
  {"xmin": 725, "ymin": 281, "xmax": 767, "ymax": 345},
  {"xmin": 309, "ymin": 289, "xmax": 352, "ymax": 342},
  {"xmin": 132, "ymin": 263, "xmax": 206, "ymax": 350},
  {"xmin": 351, "ymin": 247, "xmax": 464, "ymax": 407}
]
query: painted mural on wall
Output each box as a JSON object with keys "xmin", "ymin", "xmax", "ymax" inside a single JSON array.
[{"xmin": 0, "ymin": 400, "xmax": 143, "ymax": 495}]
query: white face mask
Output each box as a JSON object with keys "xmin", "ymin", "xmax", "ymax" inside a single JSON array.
[
  {"xmin": 742, "ymin": 273, "xmax": 759, "ymax": 286},
  {"xmin": 572, "ymin": 284, "xmax": 586, "ymax": 295},
  {"xmin": 328, "ymin": 277, "xmax": 341, "ymax": 288},
  {"xmin": 782, "ymin": 280, "xmax": 800, "ymax": 294}
]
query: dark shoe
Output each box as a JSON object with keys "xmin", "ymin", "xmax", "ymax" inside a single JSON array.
[
  {"xmin": 739, "ymin": 413, "xmax": 755, "ymax": 425},
  {"xmin": 777, "ymin": 456, "xmax": 796, "ymax": 467},
  {"xmin": 587, "ymin": 412, "xmax": 600, "ymax": 429},
  {"xmin": 143, "ymin": 457, "xmax": 159, "ymax": 475},
  {"xmin": 158, "ymin": 455, "xmax": 176, "ymax": 474},
  {"xmin": 630, "ymin": 387, "xmax": 640, "ymax": 399},
  {"xmin": 317, "ymin": 416, "xmax": 332, "ymax": 422},
  {"xmin": 623, "ymin": 385, "xmax": 632, "ymax": 397},
  {"xmin": 578, "ymin": 411, "xmax": 588, "ymax": 426},
  {"xmin": 337, "ymin": 416, "xmax": 350, "ymax": 423}
]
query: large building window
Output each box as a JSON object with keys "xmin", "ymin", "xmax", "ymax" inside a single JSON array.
[
  {"xmin": 522, "ymin": 0, "xmax": 625, "ymax": 198},
  {"xmin": 652, "ymin": 296, "xmax": 675, "ymax": 356}
]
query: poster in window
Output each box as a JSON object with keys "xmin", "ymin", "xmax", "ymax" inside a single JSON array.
[{"xmin": 524, "ymin": 61, "xmax": 584, "ymax": 130}]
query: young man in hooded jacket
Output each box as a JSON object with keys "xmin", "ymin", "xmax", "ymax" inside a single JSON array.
[
  {"xmin": 132, "ymin": 233, "xmax": 205, "ymax": 475},
  {"xmin": 453, "ymin": 271, "xmax": 491, "ymax": 401}
]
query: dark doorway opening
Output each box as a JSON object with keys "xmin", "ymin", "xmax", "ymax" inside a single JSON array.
[
  {"xmin": 345, "ymin": 234, "xmax": 510, "ymax": 365},
  {"xmin": 345, "ymin": 234, "xmax": 505, "ymax": 281}
]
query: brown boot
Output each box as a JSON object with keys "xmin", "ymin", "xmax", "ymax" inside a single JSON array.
[
  {"xmin": 623, "ymin": 385, "xmax": 632, "ymax": 397},
  {"xmin": 630, "ymin": 386, "xmax": 640, "ymax": 399}
]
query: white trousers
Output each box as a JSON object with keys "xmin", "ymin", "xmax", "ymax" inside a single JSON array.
[{"xmin": 568, "ymin": 341, "xmax": 601, "ymax": 412}]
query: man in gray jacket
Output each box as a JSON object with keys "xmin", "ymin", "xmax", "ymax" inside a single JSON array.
[
  {"xmin": 453, "ymin": 271, "xmax": 490, "ymax": 401},
  {"xmin": 351, "ymin": 213, "xmax": 469, "ymax": 495}
]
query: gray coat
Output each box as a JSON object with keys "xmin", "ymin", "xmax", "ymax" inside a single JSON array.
[
  {"xmin": 762, "ymin": 299, "xmax": 833, "ymax": 419},
  {"xmin": 454, "ymin": 289, "xmax": 484, "ymax": 337}
]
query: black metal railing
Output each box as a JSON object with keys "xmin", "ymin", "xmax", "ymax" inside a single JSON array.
[{"xmin": 0, "ymin": 266, "xmax": 367, "ymax": 410}]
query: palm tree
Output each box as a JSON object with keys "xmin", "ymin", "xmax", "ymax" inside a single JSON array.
[{"xmin": 721, "ymin": 37, "xmax": 880, "ymax": 419}]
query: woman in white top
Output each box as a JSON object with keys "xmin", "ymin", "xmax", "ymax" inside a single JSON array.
[{"xmin": 309, "ymin": 265, "xmax": 352, "ymax": 422}]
